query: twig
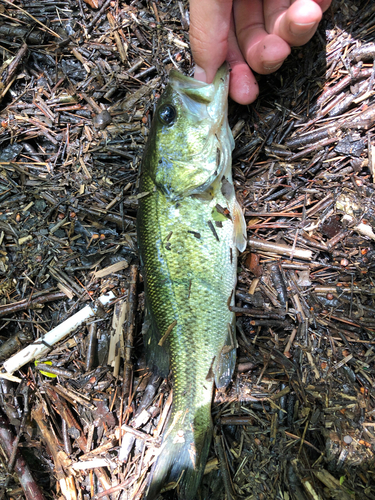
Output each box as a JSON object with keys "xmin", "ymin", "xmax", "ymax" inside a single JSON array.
[
  {"xmin": 0, "ymin": 414, "xmax": 46, "ymax": 500},
  {"xmin": 248, "ymin": 237, "xmax": 313, "ymax": 260},
  {"xmin": 3, "ymin": 292, "xmax": 115, "ymax": 374},
  {"xmin": 0, "ymin": 291, "xmax": 66, "ymax": 318},
  {"xmin": 123, "ymin": 265, "xmax": 138, "ymax": 397},
  {"xmin": 43, "ymin": 387, "xmax": 111, "ymax": 497},
  {"xmin": 0, "ymin": 0, "xmax": 60, "ymax": 38}
]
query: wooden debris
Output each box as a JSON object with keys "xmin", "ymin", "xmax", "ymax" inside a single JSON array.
[
  {"xmin": 0, "ymin": 413, "xmax": 46, "ymax": 500},
  {"xmin": 2, "ymin": 292, "xmax": 115, "ymax": 374}
]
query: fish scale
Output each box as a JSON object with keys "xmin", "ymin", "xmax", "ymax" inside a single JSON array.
[{"xmin": 137, "ymin": 65, "xmax": 246, "ymax": 499}]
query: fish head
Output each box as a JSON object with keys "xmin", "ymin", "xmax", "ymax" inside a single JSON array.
[{"xmin": 143, "ymin": 64, "xmax": 234, "ymax": 201}]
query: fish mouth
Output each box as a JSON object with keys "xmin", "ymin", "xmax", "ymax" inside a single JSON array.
[{"xmin": 169, "ymin": 64, "xmax": 229, "ymax": 120}]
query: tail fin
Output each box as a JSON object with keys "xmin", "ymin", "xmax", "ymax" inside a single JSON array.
[{"xmin": 145, "ymin": 414, "xmax": 212, "ymax": 500}]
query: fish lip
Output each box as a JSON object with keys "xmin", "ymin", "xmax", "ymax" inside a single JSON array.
[
  {"xmin": 169, "ymin": 63, "xmax": 229, "ymax": 89},
  {"xmin": 169, "ymin": 63, "xmax": 229, "ymax": 114}
]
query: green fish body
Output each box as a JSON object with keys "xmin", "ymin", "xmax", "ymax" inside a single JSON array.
[{"xmin": 137, "ymin": 65, "xmax": 246, "ymax": 499}]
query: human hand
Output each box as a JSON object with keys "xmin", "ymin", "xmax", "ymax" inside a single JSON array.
[{"xmin": 189, "ymin": 0, "xmax": 332, "ymax": 104}]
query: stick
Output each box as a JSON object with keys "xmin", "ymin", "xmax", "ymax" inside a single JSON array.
[
  {"xmin": 3, "ymin": 292, "xmax": 115, "ymax": 375},
  {"xmin": 43, "ymin": 387, "xmax": 111, "ymax": 497},
  {"xmin": 248, "ymin": 237, "xmax": 313, "ymax": 260},
  {"xmin": 123, "ymin": 265, "xmax": 138, "ymax": 397},
  {"xmin": 0, "ymin": 291, "xmax": 66, "ymax": 318},
  {"xmin": 0, "ymin": 414, "xmax": 46, "ymax": 500}
]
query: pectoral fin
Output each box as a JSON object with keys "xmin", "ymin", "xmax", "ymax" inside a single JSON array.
[
  {"xmin": 220, "ymin": 165, "xmax": 247, "ymax": 253},
  {"xmin": 233, "ymin": 200, "xmax": 247, "ymax": 252}
]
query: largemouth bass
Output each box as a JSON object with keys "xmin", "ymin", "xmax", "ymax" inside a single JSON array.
[{"xmin": 137, "ymin": 65, "xmax": 246, "ymax": 499}]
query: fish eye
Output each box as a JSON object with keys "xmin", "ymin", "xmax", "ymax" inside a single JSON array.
[{"xmin": 158, "ymin": 104, "xmax": 177, "ymax": 126}]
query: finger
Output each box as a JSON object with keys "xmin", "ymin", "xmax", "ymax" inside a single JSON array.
[
  {"xmin": 189, "ymin": 0, "xmax": 233, "ymax": 83},
  {"xmin": 226, "ymin": 13, "xmax": 259, "ymax": 104},
  {"xmin": 265, "ymin": 0, "xmax": 322, "ymax": 47},
  {"xmin": 313, "ymin": 0, "xmax": 332, "ymax": 12},
  {"xmin": 234, "ymin": 0, "xmax": 291, "ymax": 75}
]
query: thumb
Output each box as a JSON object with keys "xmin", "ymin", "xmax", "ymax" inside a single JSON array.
[{"xmin": 189, "ymin": 0, "xmax": 233, "ymax": 83}]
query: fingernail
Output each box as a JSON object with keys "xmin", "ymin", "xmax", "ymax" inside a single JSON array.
[
  {"xmin": 194, "ymin": 65, "xmax": 207, "ymax": 83},
  {"xmin": 263, "ymin": 61, "xmax": 283, "ymax": 71},
  {"xmin": 291, "ymin": 21, "xmax": 317, "ymax": 35}
]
